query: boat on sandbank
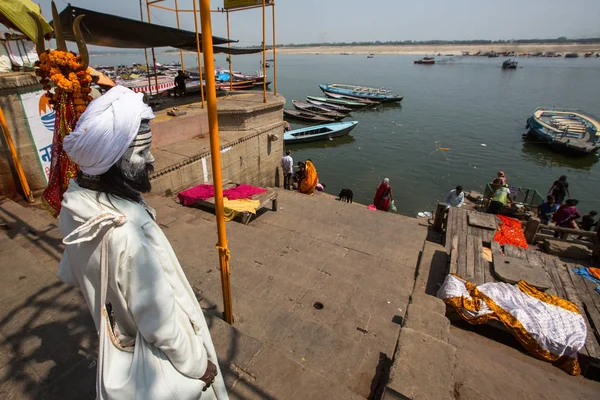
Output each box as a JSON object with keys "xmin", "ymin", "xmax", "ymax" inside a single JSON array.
[
  {"xmin": 319, "ymin": 83, "xmax": 403, "ymax": 103},
  {"xmin": 284, "ymin": 121, "xmax": 358, "ymax": 143},
  {"xmin": 526, "ymin": 107, "xmax": 600, "ymax": 155}
]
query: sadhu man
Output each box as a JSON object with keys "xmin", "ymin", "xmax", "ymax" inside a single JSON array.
[{"xmin": 58, "ymin": 86, "xmax": 228, "ymax": 399}]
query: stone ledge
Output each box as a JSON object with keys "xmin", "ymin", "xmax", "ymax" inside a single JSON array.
[
  {"xmin": 409, "ymin": 292, "xmax": 447, "ymax": 315},
  {"xmin": 387, "ymin": 327, "xmax": 456, "ymax": 400},
  {"xmin": 403, "ymin": 304, "xmax": 450, "ymax": 342}
]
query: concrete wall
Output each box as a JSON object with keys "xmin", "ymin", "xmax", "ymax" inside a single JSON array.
[
  {"xmin": 150, "ymin": 120, "xmax": 285, "ymax": 196},
  {"xmin": 0, "ymin": 73, "xmax": 45, "ymax": 197}
]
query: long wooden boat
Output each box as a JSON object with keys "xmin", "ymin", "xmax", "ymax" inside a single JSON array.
[
  {"xmin": 291, "ymin": 100, "xmax": 346, "ymax": 120},
  {"xmin": 323, "ymin": 92, "xmax": 381, "ymax": 105},
  {"xmin": 414, "ymin": 57, "xmax": 435, "ymax": 65},
  {"xmin": 306, "ymin": 95, "xmax": 367, "ymax": 109},
  {"xmin": 283, "ymin": 109, "xmax": 336, "ymax": 123},
  {"xmin": 319, "ymin": 83, "xmax": 402, "ymax": 103},
  {"xmin": 526, "ymin": 107, "xmax": 600, "ymax": 155},
  {"xmin": 284, "ymin": 121, "xmax": 358, "ymax": 143},
  {"xmin": 305, "ymin": 98, "xmax": 353, "ymax": 113},
  {"xmin": 215, "ymin": 80, "xmax": 254, "ymax": 90},
  {"xmin": 502, "ymin": 59, "xmax": 518, "ymax": 69}
]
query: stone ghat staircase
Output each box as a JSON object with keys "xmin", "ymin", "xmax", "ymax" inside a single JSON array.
[{"xmin": 0, "ymin": 187, "xmax": 436, "ymax": 399}]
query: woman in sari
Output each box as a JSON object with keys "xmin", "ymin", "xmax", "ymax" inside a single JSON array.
[
  {"xmin": 299, "ymin": 160, "xmax": 319, "ymax": 195},
  {"xmin": 374, "ymin": 178, "xmax": 393, "ymax": 211}
]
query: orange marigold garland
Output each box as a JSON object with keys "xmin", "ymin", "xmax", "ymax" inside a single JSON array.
[{"xmin": 35, "ymin": 50, "xmax": 93, "ymax": 217}]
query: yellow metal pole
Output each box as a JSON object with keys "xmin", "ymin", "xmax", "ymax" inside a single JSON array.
[
  {"xmin": 199, "ymin": 0, "xmax": 233, "ymax": 324},
  {"xmin": 262, "ymin": 0, "xmax": 267, "ymax": 103},
  {"xmin": 174, "ymin": 0, "xmax": 185, "ymax": 70},
  {"xmin": 146, "ymin": 1, "xmax": 160, "ymax": 94},
  {"xmin": 271, "ymin": 2, "xmax": 277, "ymax": 95},
  {"xmin": 139, "ymin": 0, "xmax": 153, "ymax": 96},
  {"xmin": 193, "ymin": 0, "xmax": 205, "ymax": 108},
  {"xmin": 226, "ymin": 11, "xmax": 232, "ymax": 92},
  {"xmin": 0, "ymin": 108, "xmax": 33, "ymax": 203}
]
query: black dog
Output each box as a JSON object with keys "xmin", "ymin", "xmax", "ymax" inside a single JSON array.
[{"xmin": 338, "ymin": 189, "xmax": 354, "ymax": 203}]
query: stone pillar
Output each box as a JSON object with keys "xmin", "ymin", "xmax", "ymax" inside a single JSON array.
[
  {"xmin": 524, "ymin": 217, "xmax": 540, "ymax": 244},
  {"xmin": 0, "ymin": 73, "xmax": 45, "ymax": 197}
]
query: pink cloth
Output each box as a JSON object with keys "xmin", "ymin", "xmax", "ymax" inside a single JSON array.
[
  {"xmin": 178, "ymin": 184, "xmax": 267, "ymax": 206},
  {"xmin": 367, "ymin": 204, "xmax": 377, "ymax": 211}
]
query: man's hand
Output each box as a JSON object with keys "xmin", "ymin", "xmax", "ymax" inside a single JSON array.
[{"xmin": 200, "ymin": 360, "xmax": 217, "ymax": 391}]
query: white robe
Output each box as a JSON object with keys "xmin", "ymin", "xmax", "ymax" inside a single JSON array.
[{"xmin": 57, "ymin": 180, "xmax": 228, "ymax": 399}]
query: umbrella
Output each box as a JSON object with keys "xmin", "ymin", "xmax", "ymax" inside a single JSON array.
[
  {"xmin": 87, "ymin": 66, "xmax": 115, "ymax": 87},
  {"xmin": 0, "ymin": 0, "xmax": 53, "ymax": 41}
]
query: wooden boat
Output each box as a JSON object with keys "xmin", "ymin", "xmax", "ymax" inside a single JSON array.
[
  {"xmin": 526, "ymin": 107, "xmax": 600, "ymax": 155},
  {"xmin": 319, "ymin": 83, "xmax": 402, "ymax": 103},
  {"xmin": 414, "ymin": 56, "xmax": 435, "ymax": 65},
  {"xmin": 215, "ymin": 80, "xmax": 254, "ymax": 90},
  {"xmin": 284, "ymin": 121, "xmax": 358, "ymax": 143},
  {"xmin": 502, "ymin": 59, "xmax": 518, "ymax": 69},
  {"xmin": 283, "ymin": 109, "xmax": 336, "ymax": 123},
  {"xmin": 565, "ymin": 53, "xmax": 579, "ymax": 58},
  {"xmin": 305, "ymin": 98, "xmax": 353, "ymax": 113},
  {"xmin": 322, "ymin": 91, "xmax": 381, "ymax": 105},
  {"xmin": 305, "ymin": 95, "xmax": 367, "ymax": 109},
  {"xmin": 291, "ymin": 100, "xmax": 346, "ymax": 120}
]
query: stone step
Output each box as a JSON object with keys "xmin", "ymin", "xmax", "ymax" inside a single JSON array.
[{"xmin": 414, "ymin": 241, "xmax": 449, "ymax": 296}]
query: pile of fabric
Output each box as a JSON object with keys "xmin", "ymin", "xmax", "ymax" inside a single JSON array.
[
  {"xmin": 178, "ymin": 184, "xmax": 267, "ymax": 221},
  {"xmin": 494, "ymin": 215, "xmax": 528, "ymax": 249},
  {"xmin": 438, "ymin": 274, "xmax": 586, "ymax": 374},
  {"xmin": 574, "ymin": 267, "xmax": 600, "ymax": 294}
]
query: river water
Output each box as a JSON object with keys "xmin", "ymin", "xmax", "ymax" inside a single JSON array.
[{"xmin": 93, "ymin": 52, "xmax": 600, "ymax": 216}]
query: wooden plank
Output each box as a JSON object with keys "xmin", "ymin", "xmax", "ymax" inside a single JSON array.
[
  {"xmin": 473, "ymin": 239, "xmax": 485, "ymax": 285},
  {"xmin": 562, "ymin": 261, "xmax": 600, "ymax": 360},
  {"xmin": 466, "ymin": 235, "xmax": 476, "ymax": 281},
  {"xmin": 572, "ymin": 263, "xmax": 600, "ymax": 328},
  {"xmin": 449, "ymin": 235, "xmax": 459, "ymax": 274},
  {"xmin": 445, "ymin": 207, "xmax": 456, "ymax": 251},
  {"xmin": 457, "ymin": 233, "xmax": 468, "ymax": 278},
  {"xmin": 532, "ymin": 251, "xmax": 566, "ymax": 299},
  {"xmin": 468, "ymin": 211, "xmax": 497, "ymax": 230}
]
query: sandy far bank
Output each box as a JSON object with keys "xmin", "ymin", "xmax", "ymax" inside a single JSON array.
[{"xmin": 271, "ymin": 43, "xmax": 600, "ymax": 55}]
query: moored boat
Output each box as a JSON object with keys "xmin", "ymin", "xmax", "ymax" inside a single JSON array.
[
  {"xmin": 284, "ymin": 121, "xmax": 358, "ymax": 143},
  {"xmin": 323, "ymin": 91, "xmax": 380, "ymax": 105},
  {"xmin": 306, "ymin": 95, "xmax": 367, "ymax": 109},
  {"xmin": 525, "ymin": 107, "xmax": 600, "ymax": 155},
  {"xmin": 291, "ymin": 100, "xmax": 346, "ymax": 120},
  {"xmin": 283, "ymin": 109, "xmax": 336, "ymax": 123},
  {"xmin": 305, "ymin": 98, "xmax": 353, "ymax": 113},
  {"xmin": 565, "ymin": 53, "xmax": 579, "ymax": 58},
  {"xmin": 414, "ymin": 56, "xmax": 435, "ymax": 65},
  {"xmin": 319, "ymin": 83, "xmax": 403, "ymax": 103},
  {"xmin": 502, "ymin": 59, "xmax": 518, "ymax": 69}
]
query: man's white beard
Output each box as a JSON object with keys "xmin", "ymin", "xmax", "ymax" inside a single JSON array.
[{"xmin": 118, "ymin": 157, "xmax": 153, "ymax": 193}]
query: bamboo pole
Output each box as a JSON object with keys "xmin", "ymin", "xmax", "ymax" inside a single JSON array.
[
  {"xmin": 192, "ymin": 0, "xmax": 205, "ymax": 108},
  {"xmin": 0, "ymin": 108, "xmax": 33, "ymax": 203},
  {"xmin": 174, "ymin": 0, "xmax": 185, "ymax": 70},
  {"xmin": 145, "ymin": 1, "xmax": 160, "ymax": 95},
  {"xmin": 262, "ymin": 0, "xmax": 266, "ymax": 103},
  {"xmin": 199, "ymin": 0, "xmax": 233, "ymax": 324},
  {"xmin": 271, "ymin": 2, "xmax": 277, "ymax": 95},
  {"xmin": 139, "ymin": 0, "xmax": 153, "ymax": 96},
  {"xmin": 226, "ymin": 11, "xmax": 232, "ymax": 92}
]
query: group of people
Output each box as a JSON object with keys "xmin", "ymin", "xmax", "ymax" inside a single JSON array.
[
  {"xmin": 280, "ymin": 150, "xmax": 322, "ymax": 194},
  {"xmin": 536, "ymin": 175, "xmax": 597, "ymax": 236}
]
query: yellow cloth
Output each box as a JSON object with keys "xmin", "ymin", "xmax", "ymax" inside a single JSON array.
[
  {"xmin": 0, "ymin": 0, "xmax": 53, "ymax": 41},
  {"xmin": 299, "ymin": 160, "xmax": 318, "ymax": 195},
  {"xmin": 222, "ymin": 198, "xmax": 260, "ymax": 222}
]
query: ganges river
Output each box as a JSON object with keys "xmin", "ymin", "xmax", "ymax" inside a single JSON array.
[{"xmin": 93, "ymin": 52, "xmax": 600, "ymax": 216}]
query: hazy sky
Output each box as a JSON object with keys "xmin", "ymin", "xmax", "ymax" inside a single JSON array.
[{"xmin": 29, "ymin": 0, "xmax": 600, "ymax": 49}]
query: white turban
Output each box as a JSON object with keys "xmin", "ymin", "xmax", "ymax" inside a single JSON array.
[{"xmin": 64, "ymin": 86, "xmax": 155, "ymax": 176}]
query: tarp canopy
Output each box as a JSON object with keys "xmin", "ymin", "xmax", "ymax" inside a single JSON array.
[
  {"xmin": 52, "ymin": 6, "xmax": 263, "ymax": 55},
  {"xmin": 0, "ymin": 0, "xmax": 53, "ymax": 41}
]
